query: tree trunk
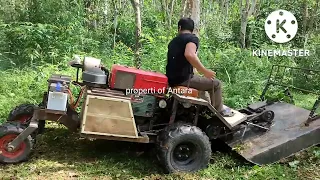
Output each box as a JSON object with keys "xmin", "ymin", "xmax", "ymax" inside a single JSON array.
[
  {"xmin": 130, "ymin": 0, "xmax": 142, "ymax": 69},
  {"xmin": 181, "ymin": 0, "xmax": 187, "ymax": 18},
  {"xmin": 112, "ymin": 0, "xmax": 118, "ymax": 49},
  {"xmin": 191, "ymin": 0, "xmax": 200, "ymax": 37},
  {"xmin": 240, "ymin": 0, "xmax": 256, "ymax": 48},
  {"xmin": 225, "ymin": 0, "xmax": 229, "ymax": 23},
  {"xmin": 168, "ymin": 0, "xmax": 175, "ymax": 28},
  {"xmin": 308, "ymin": 1, "xmax": 319, "ymax": 31},
  {"xmin": 302, "ymin": 1, "xmax": 308, "ymax": 34},
  {"xmin": 84, "ymin": 0, "xmax": 97, "ymax": 29},
  {"xmin": 181, "ymin": 0, "xmax": 200, "ymax": 37},
  {"xmin": 160, "ymin": 0, "xmax": 166, "ymax": 24}
]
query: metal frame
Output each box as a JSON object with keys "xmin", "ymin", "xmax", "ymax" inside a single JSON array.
[
  {"xmin": 260, "ymin": 65, "xmax": 320, "ymax": 123},
  {"xmin": 169, "ymin": 98, "xmax": 179, "ymax": 124},
  {"xmin": 6, "ymin": 105, "xmax": 80, "ymax": 151},
  {"xmin": 80, "ymin": 94, "xmax": 138, "ymax": 138},
  {"xmin": 170, "ymin": 94, "xmax": 244, "ymax": 129},
  {"xmin": 306, "ymin": 96, "xmax": 320, "ymax": 126},
  {"xmin": 7, "ymin": 120, "xmax": 38, "ymax": 151}
]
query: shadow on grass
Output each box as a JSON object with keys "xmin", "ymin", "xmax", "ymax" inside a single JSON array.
[
  {"xmin": 12, "ymin": 124, "xmax": 250, "ymax": 178},
  {"xmin": 26, "ymin": 125, "xmax": 162, "ymax": 178},
  {"xmin": 1, "ymin": 124, "xmax": 274, "ymax": 180}
]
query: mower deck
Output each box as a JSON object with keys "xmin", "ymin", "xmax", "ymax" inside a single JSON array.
[{"xmin": 227, "ymin": 102, "xmax": 320, "ymax": 165}]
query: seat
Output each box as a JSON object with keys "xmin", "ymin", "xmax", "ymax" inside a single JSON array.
[{"xmin": 171, "ymin": 86, "xmax": 199, "ymax": 98}]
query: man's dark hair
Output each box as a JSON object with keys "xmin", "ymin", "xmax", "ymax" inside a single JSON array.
[{"xmin": 178, "ymin": 18, "xmax": 194, "ymax": 32}]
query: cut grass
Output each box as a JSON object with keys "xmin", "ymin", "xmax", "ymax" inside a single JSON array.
[{"xmin": 0, "ymin": 123, "xmax": 319, "ymax": 180}]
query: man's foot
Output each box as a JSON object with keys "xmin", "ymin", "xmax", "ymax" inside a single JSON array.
[{"xmin": 220, "ymin": 105, "xmax": 235, "ymax": 117}]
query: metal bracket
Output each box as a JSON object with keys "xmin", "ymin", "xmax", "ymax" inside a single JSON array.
[
  {"xmin": 194, "ymin": 105, "xmax": 200, "ymax": 125},
  {"xmin": 169, "ymin": 98, "xmax": 178, "ymax": 124},
  {"xmin": 305, "ymin": 96, "xmax": 320, "ymax": 126},
  {"xmin": 246, "ymin": 121, "xmax": 269, "ymax": 131},
  {"xmin": 284, "ymin": 88, "xmax": 295, "ymax": 104},
  {"xmin": 7, "ymin": 120, "xmax": 38, "ymax": 152},
  {"xmin": 260, "ymin": 65, "xmax": 320, "ymax": 102}
]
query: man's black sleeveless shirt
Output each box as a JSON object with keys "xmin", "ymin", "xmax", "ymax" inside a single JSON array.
[{"xmin": 165, "ymin": 33, "xmax": 199, "ymax": 86}]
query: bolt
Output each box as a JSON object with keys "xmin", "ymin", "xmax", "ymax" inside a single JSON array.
[
  {"xmin": 179, "ymin": 147, "xmax": 183, "ymax": 151},
  {"xmin": 7, "ymin": 145, "xmax": 14, "ymax": 152}
]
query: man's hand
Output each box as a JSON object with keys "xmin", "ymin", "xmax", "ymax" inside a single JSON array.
[
  {"xmin": 203, "ymin": 69, "xmax": 216, "ymax": 79},
  {"xmin": 193, "ymin": 67, "xmax": 200, "ymax": 74}
]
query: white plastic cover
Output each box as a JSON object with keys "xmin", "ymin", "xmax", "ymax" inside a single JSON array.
[{"xmin": 83, "ymin": 57, "xmax": 101, "ymax": 71}]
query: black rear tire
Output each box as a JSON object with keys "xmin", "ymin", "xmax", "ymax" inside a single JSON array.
[
  {"xmin": 156, "ymin": 123, "xmax": 212, "ymax": 173},
  {"xmin": 0, "ymin": 122, "xmax": 33, "ymax": 164},
  {"xmin": 7, "ymin": 103, "xmax": 45, "ymax": 134}
]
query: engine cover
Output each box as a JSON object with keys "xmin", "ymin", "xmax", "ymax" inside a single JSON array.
[
  {"xmin": 109, "ymin": 64, "xmax": 168, "ymax": 92},
  {"xmin": 82, "ymin": 69, "xmax": 107, "ymax": 85}
]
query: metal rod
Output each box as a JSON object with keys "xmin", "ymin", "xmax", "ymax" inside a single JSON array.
[
  {"xmin": 241, "ymin": 126, "xmax": 247, "ymax": 139},
  {"xmin": 76, "ymin": 68, "xmax": 79, "ymax": 82},
  {"xmin": 169, "ymin": 98, "xmax": 178, "ymax": 124},
  {"xmin": 246, "ymin": 122, "xmax": 269, "ymax": 130},
  {"xmin": 306, "ymin": 96, "xmax": 320, "ymax": 125},
  {"xmin": 7, "ymin": 120, "xmax": 38, "ymax": 151},
  {"xmin": 274, "ymin": 65, "xmax": 280, "ymax": 82},
  {"xmin": 194, "ymin": 106, "xmax": 200, "ymax": 125},
  {"xmin": 278, "ymin": 66, "xmax": 286, "ymax": 85},
  {"xmin": 275, "ymin": 65, "xmax": 320, "ymax": 72},
  {"xmin": 268, "ymin": 82, "xmax": 320, "ymax": 95},
  {"xmin": 260, "ymin": 65, "xmax": 275, "ymax": 100}
]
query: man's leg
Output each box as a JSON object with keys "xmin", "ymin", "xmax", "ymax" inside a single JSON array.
[{"xmin": 180, "ymin": 75, "xmax": 223, "ymax": 112}]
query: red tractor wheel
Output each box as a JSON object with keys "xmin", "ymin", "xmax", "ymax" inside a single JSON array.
[
  {"xmin": 0, "ymin": 123, "xmax": 33, "ymax": 163},
  {"xmin": 7, "ymin": 104, "xmax": 45, "ymax": 134}
]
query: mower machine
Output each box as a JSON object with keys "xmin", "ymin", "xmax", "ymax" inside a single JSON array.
[{"xmin": 0, "ymin": 57, "xmax": 319, "ymax": 173}]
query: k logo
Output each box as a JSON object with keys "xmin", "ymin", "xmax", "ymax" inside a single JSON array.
[{"xmin": 265, "ymin": 9, "xmax": 298, "ymax": 43}]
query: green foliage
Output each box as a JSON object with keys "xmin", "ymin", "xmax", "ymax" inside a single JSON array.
[{"xmin": 0, "ymin": 0, "xmax": 318, "ymax": 114}]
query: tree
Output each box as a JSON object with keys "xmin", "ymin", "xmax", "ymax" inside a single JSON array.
[
  {"xmin": 239, "ymin": 0, "xmax": 256, "ymax": 48},
  {"xmin": 84, "ymin": 0, "xmax": 97, "ymax": 29},
  {"xmin": 181, "ymin": 0, "xmax": 200, "ymax": 37},
  {"xmin": 130, "ymin": 0, "xmax": 142, "ymax": 69}
]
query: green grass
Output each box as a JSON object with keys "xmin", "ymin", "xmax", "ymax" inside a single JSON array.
[{"xmin": 0, "ymin": 123, "xmax": 319, "ymax": 180}]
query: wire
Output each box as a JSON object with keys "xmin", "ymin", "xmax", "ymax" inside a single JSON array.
[
  {"xmin": 67, "ymin": 89, "xmax": 75, "ymax": 105},
  {"xmin": 73, "ymin": 86, "xmax": 86, "ymax": 109},
  {"xmin": 66, "ymin": 83, "xmax": 86, "ymax": 111}
]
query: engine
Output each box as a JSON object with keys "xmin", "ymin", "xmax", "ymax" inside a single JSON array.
[
  {"xmin": 109, "ymin": 64, "xmax": 169, "ymax": 127},
  {"xmin": 81, "ymin": 57, "xmax": 109, "ymax": 87},
  {"xmin": 51, "ymin": 57, "xmax": 169, "ymax": 116},
  {"xmin": 128, "ymin": 94, "xmax": 157, "ymax": 117},
  {"xmin": 109, "ymin": 64, "xmax": 168, "ymax": 91}
]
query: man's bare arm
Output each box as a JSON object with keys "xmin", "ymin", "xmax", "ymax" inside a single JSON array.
[{"xmin": 184, "ymin": 42, "xmax": 207, "ymax": 74}]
